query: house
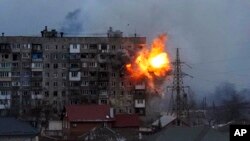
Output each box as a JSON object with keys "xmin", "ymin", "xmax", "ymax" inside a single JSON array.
[
  {"xmin": 114, "ymin": 114, "xmax": 140, "ymax": 128},
  {"xmin": 0, "ymin": 117, "xmax": 39, "ymax": 141},
  {"xmin": 63, "ymin": 104, "xmax": 114, "ymax": 139}
]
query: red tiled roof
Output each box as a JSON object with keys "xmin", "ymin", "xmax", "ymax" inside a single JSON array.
[
  {"xmin": 65, "ymin": 104, "xmax": 113, "ymax": 122},
  {"xmin": 114, "ymin": 114, "xmax": 140, "ymax": 128}
]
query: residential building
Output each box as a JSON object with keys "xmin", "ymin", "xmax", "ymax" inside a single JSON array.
[{"xmin": 0, "ymin": 26, "xmax": 147, "ymax": 118}]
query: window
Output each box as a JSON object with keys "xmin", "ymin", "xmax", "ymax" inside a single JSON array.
[
  {"xmin": 73, "ymin": 44, "xmax": 77, "ymax": 49},
  {"xmin": 82, "ymin": 71, "xmax": 88, "ymax": 77},
  {"xmin": 71, "ymin": 72, "xmax": 78, "ymax": 77},
  {"xmin": 53, "ymin": 82, "xmax": 58, "ymax": 87},
  {"xmin": 62, "ymin": 73, "xmax": 66, "ymax": 77},
  {"xmin": 55, "ymin": 45, "xmax": 58, "ymax": 50},
  {"xmin": 89, "ymin": 44, "xmax": 97, "ymax": 50},
  {"xmin": 53, "ymin": 54, "xmax": 58, "ymax": 59},
  {"xmin": 53, "ymin": 91, "xmax": 58, "ymax": 97},
  {"xmin": 62, "ymin": 82, "xmax": 66, "ymax": 87},
  {"xmin": 82, "ymin": 62, "xmax": 87, "ymax": 68},
  {"xmin": 33, "ymin": 91, "xmax": 39, "ymax": 95},
  {"xmin": 0, "ymin": 63, "xmax": 11, "ymax": 68},
  {"xmin": 45, "ymin": 91, "xmax": 49, "ymax": 97},
  {"xmin": 72, "ymin": 123, "xmax": 77, "ymax": 127},
  {"xmin": 137, "ymin": 99, "xmax": 144, "ymax": 104},
  {"xmin": 53, "ymin": 73, "xmax": 58, "ymax": 78},
  {"xmin": 45, "ymin": 72, "xmax": 50, "ymax": 77},
  {"xmin": 12, "ymin": 63, "xmax": 18, "ymax": 68},
  {"xmin": 81, "ymin": 81, "xmax": 88, "ymax": 86},
  {"xmin": 45, "ymin": 45, "xmax": 49, "ymax": 50},
  {"xmin": 0, "ymin": 72, "xmax": 10, "ymax": 77},
  {"xmin": 111, "ymin": 45, "xmax": 116, "ymax": 50},
  {"xmin": 45, "ymin": 54, "xmax": 49, "ymax": 59},
  {"xmin": 12, "ymin": 72, "xmax": 20, "ymax": 77},
  {"xmin": 62, "ymin": 91, "xmax": 66, "ymax": 97},
  {"xmin": 62, "ymin": 54, "xmax": 67, "ymax": 59},
  {"xmin": 62, "ymin": 63, "xmax": 67, "ymax": 68},
  {"xmin": 45, "ymin": 64, "xmax": 50, "ymax": 68},
  {"xmin": 111, "ymin": 91, "xmax": 116, "ymax": 96},
  {"xmin": 111, "ymin": 82, "xmax": 116, "ymax": 87},
  {"xmin": 12, "ymin": 81, "xmax": 20, "ymax": 86},
  {"xmin": 81, "ymin": 90, "xmax": 89, "ymax": 95},
  {"xmin": 53, "ymin": 63, "xmax": 58, "ymax": 69},
  {"xmin": 45, "ymin": 82, "xmax": 49, "ymax": 87},
  {"xmin": 2, "ymin": 54, "xmax": 9, "ymax": 59},
  {"xmin": 83, "ymin": 44, "xmax": 88, "ymax": 49},
  {"xmin": 89, "ymin": 62, "xmax": 97, "ymax": 68},
  {"xmin": 22, "ymin": 81, "xmax": 29, "ymax": 86},
  {"xmin": 81, "ymin": 54, "xmax": 87, "ymax": 58},
  {"xmin": 121, "ymin": 82, "xmax": 124, "ymax": 87}
]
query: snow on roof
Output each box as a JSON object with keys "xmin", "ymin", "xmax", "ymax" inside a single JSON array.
[{"xmin": 152, "ymin": 114, "xmax": 176, "ymax": 127}]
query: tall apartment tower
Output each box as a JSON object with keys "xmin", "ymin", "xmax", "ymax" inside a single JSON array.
[{"xmin": 0, "ymin": 27, "xmax": 147, "ymax": 118}]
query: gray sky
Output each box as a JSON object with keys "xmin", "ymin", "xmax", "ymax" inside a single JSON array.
[{"xmin": 1, "ymin": 0, "xmax": 250, "ymax": 97}]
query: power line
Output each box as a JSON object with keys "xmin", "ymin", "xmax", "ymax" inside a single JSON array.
[{"xmin": 190, "ymin": 55, "xmax": 250, "ymax": 66}]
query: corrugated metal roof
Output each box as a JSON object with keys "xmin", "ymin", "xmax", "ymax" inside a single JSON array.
[
  {"xmin": 152, "ymin": 114, "xmax": 176, "ymax": 127},
  {"xmin": 0, "ymin": 117, "xmax": 39, "ymax": 136}
]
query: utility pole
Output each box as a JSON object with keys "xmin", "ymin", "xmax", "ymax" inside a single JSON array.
[{"xmin": 167, "ymin": 48, "xmax": 191, "ymax": 126}]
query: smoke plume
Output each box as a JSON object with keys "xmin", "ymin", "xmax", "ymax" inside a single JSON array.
[{"xmin": 60, "ymin": 8, "xmax": 83, "ymax": 34}]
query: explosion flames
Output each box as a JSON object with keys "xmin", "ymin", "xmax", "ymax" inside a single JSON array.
[{"xmin": 126, "ymin": 34, "xmax": 171, "ymax": 89}]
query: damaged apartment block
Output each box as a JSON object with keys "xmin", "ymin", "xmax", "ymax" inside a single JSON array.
[{"xmin": 0, "ymin": 26, "xmax": 147, "ymax": 120}]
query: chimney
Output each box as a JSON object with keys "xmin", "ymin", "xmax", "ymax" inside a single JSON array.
[
  {"xmin": 1, "ymin": 33, "xmax": 4, "ymax": 37},
  {"xmin": 110, "ymin": 107, "xmax": 114, "ymax": 118},
  {"xmin": 60, "ymin": 32, "xmax": 64, "ymax": 37},
  {"xmin": 45, "ymin": 26, "xmax": 48, "ymax": 31},
  {"xmin": 41, "ymin": 31, "xmax": 44, "ymax": 37}
]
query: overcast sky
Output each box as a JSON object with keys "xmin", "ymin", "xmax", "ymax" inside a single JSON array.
[{"xmin": 1, "ymin": 0, "xmax": 250, "ymax": 98}]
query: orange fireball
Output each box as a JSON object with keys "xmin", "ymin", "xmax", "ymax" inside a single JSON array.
[{"xmin": 126, "ymin": 34, "xmax": 171, "ymax": 87}]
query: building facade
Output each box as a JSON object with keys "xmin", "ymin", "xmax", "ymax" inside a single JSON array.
[{"xmin": 0, "ymin": 27, "xmax": 147, "ymax": 118}]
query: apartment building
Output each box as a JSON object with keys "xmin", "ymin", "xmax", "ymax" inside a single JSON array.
[{"xmin": 0, "ymin": 27, "xmax": 147, "ymax": 118}]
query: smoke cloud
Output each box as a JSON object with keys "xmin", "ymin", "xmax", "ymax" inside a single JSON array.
[{"xmin": 60, "ymin": 8, "xmax": 84, "ymax": 34}]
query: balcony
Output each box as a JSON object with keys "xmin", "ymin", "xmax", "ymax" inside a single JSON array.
[
  {"xmin": 0, "ymin": 43, "xmax": 11, "ymax": 53},
  {"xmin": 69, "ymin": 72, "xmax": 81, "ymax": 81},
  {"xmin": 0, "ymin": 63, "xmax": 11, "ymax": 72},
  {"xmin": 135, "ymin": 84, "xmax": 146, "ymax": 90},
  {"xmin": 32, "ymin": 53, "xmax": 43, "ymax": 61},
  {"xmin": 32, "ymin": 44, "xmax": 42, "ymax": 52},
  {"xmin": 31, "ymin": 94, "xmax": 43, "ymax": 99},
  {"xmin": 0, "ymin": 94, "xmax": 11, "ymax": 100},
  {"xmin": 0, "ymin": 103, "xmax": 11, "ymax": 109},
  {"xmin": 31, "ymin": 63, "xmax": 43, "ymax": 71},
  {"xmin": 134, "ymin": 99, "xmax": 145, "ymax": 108},
  {"xmin": 70, "ymin": 44, "xmax": 80, "ymax": 53},
  {"xmin": 0, "ymin": 77, "xmax": 11, "ymax": 81},
  {"xmin": 99, "ymin": 91, "xmax": 108, "ymax": 99}
]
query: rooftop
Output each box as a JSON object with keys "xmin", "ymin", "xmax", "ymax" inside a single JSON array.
[
  {"xmin": 114, "ymin": 114, "xmax": 140, "ymax": 128},
  {"xmin": 0, "ymin": 117, "xmax": 39, "ymax": 136},
  {"xmin": 65, "ymin": 104, "xmax": 114, "ymax": 122}
]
